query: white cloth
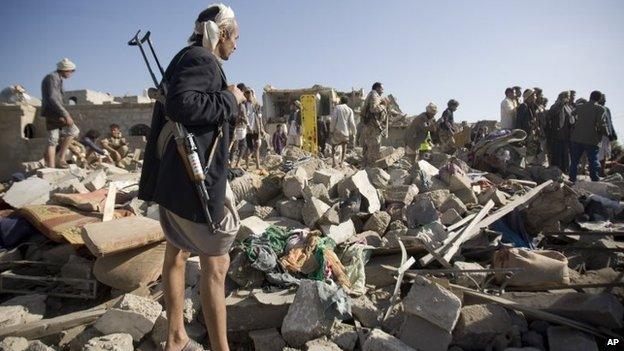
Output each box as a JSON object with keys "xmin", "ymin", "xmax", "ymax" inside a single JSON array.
[
  {"xmin": 500, "ymin": 97, "xmax": 516, "ymax": 129},
  {"xmin": 598, "ymin": 136, "xmax": 611, "ymax": 161},
  {"xmin": 192, "ymin": 4, "xmax": 235, "ymax": 51},
  {"xmin": 56, "ymin": 58, "xmax": 76, "ymax": 71},
  {"xmin": 287, "ymin": 122, "xmax": 302, "ymax": 146},
  {"xmin": 244, "ymin": 101, "xmax": 259, "ymax": 132},
  {"xmin": 330, "ymin": 104, "xmax": 357, "ymax": 139}
]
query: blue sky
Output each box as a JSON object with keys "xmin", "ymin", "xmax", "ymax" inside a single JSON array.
[{"xmin": 1, "ymin": 0, "xmax": 623, "ymax": 134}]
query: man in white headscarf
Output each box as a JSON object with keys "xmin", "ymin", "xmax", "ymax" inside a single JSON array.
[
  {"xmin": 405, "ymin": 102, "xmax": 438, "ymax": 158},
  {"xmin": 138, "ymin": 4, "xmax": 244, "ymax": 351},
  {"xmin": 41, "ymin": 58, "xmax": 79, "ymax": 168}
]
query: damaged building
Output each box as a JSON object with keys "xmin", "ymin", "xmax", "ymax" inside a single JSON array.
[{"xmin": 0, "ymin": 89, "xmax": 153, "ymax": 179}]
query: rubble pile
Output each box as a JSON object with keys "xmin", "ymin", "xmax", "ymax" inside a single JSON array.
[{"xmin": 1, "ymin": 138, "xmax": 624, "ymax": 350}]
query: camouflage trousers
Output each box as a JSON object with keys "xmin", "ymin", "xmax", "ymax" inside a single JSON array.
[{"xmin": 361, "ymin": 124, "xmax": 382, "ymax": 167}]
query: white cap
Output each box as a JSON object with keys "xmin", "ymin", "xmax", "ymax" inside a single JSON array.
[{"xmin": 57, "ymin": 58, "xmax": 76, "ymax": 71}]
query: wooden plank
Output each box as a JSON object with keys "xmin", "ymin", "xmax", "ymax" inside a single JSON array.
[
  {"xmin": 101, "ymin": 183, "xmax": 117, "ymax": 222},
  {"xmin": 451, "ymin": 284, "xmax": 621, "ymax": 340},
  {"xmin": 446, "ymin": 212, "xmax": 477, "ymax": 232},
  {"xmin": 463, "ymin": 180, "xmax": 553, "ymax": 242},
  {"xmin": 419, "ymin": 200, "xmax": 494, "ymax": 267},
  {"xmin": 442, "ymin": 200, "xmax": 495, "ymax": 263}
]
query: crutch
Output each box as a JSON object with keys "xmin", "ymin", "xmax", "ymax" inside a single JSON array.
[{"xmin": 128, "ymin": 30, "xmax": 218, "ymax": 231}]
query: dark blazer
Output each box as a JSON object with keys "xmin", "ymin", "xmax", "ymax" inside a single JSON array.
[
  {"xmin": 570, "ymin": 101, "xmax": 607, "ymax": 146},
  {"xmin": 138, "ymin": 44, "xmax": 238, "ymax": 223}
]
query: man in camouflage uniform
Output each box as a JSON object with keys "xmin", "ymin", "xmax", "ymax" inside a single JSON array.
[{"xmin": 360, "ymin": 82, "xmax": 388, "ymax": 167}]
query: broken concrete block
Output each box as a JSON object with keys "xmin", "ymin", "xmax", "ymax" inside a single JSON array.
[
  {"xmin": 320, "ymin": 219, "xmax": 356, "ymax": 245},
  {"xmin": 453, "ymin": 303, "xmax": 514, "ymax": 350},
  {"xmin": 3, "ymin": 177, "xmax": 51, "ymax": 208},
  {"xmin": 226, "ymin": 288, "xmax": 295, "ymax": 331},
  {"xmin": 405, "ymin": 197, "xmax": 439, "ymax": 227},
  {"xmin": 363, "ymin": 328, "xmax": 415, "ymax": 351},
  {"xmin": 313, "ymin": 169, "xmax": 345, "ymax": 193},
  {"xmin": 277, "ymin": 199, "xmax": 304, "ymax": 222},
  {"xmin": 414, "ymin": 189, "xmax": 452, "ymax": 209},
  {"xmin": 330, "ymin": 322, "xmax": 358, "ymax": 351},
  {"xmin": 453, "ymin": 261, "xmax": 486, "ymax": 288},
  {"xmin": 302, "ymin": 197, "xmax": 331, "ymax": 228},
  {"xmin": 440, "ymin": 208, "xmax": 461, "ymax": 226},
  {"xmin": 399, "ymin": 314, "xmax": 452, "ymax": 351},
  {"xmin": 150, "ymin": 311, "xmax": 168, "ymax": 345},
  {"xmin": 305, "ymin": 337, "xmax": 342, "ymax": 351},
  {"xmin": 24, "ymin": 341, "xmax": 54, "ymax": 351},
  {"xmin": 439, "ymin": 194, "xmax": 467, "ymax": 215},
  {"xmin": 255, "ymin": 205, "xmax": 279, "ymax": 219},
  {"xmin": 229, "ymin": 172, "xmax": 262, "ymax": 203},
  {"xmin": 416, "ymin": 160, "xmax": 440, "ymax": 177},
  {"xmin": 183, "ymin": 285, "xmax": 201, "ymax": 323},
  {"xmin": 352, "ymin": 295, "xmax": 381, "ymax": 328},
  {"xmin": 478, "ymin": 187, "xmax": 508, "ymax": 207},
  {"xmin": 249, "ymin": 328, "xmax": 286, "ymax": 351},
  {"xmin": 374, "ymin": 147, "xmax": 405, "ymax": 169},
  {"xmin": 547, "ymin": 326, "xmax": 598, "ymax": 351},
  {"xmin": 237, "ymin": 216, "xmax": 270, "ymax": 240},
  {"xmin": 303, "ymin": 183, "xmax": 331, "ymax": 203},
  {"xmin": 0, "ymin": 337, "xmax": 29, "ymax": 351},
  {"xmin": 185, "ymin": 256, "xmax": 201, "ymax": 287},
  {"xmin": 0, "ymin": 294, "xmax": 46, "ymax": 328},
  {"xmin": 283, "ymin": 169, "xmax": 308, "ymax": 198},
  {"xmin": 67, "ymin": 179, "xmax": 90, "ymax": 194},
  {"xmin": 83, "ymin": 170, "xmax": 107, "ymax": 192},
  {"xmin": 388, "ymin": 169, "xmax": 410, "ymax": 186},
  {"xmin": 94, "ymin": 294, "xmax": 162, "ymax": 341},
  {"xmin": 403, "ymin": 275, "xmax": 461, "ymax": 332},
  {"xmin": 281, "ymin": 280, "xmax": 341, "ymax": 348},
  {"xmin": 573, "ymin": 180, "xmax": 623, "ymax": 201},
  {"xmin": 501, "ymin": 291, "xmax": 623, "ymax": 329},
  {"xmin": 366, "ymin": 167, "xmax": 390, "ymax": 189},
  {"xmin": 385, "ymin": 184, "xmax": 419, "ymax": 205},
  {"xmin": 363, "ymin": 211, "xmax": 391, "ymax": 235},
  {"xmin": 82, "ymin": 333, "xmax": 134, "ymax": 351},
  {"xmin": 237, "ymin": 200, "xmax": 255, "ymax": 219},
  {"xmin": 257, "ymin": 174, "xmax": 283, "ymax": 205},
  {"xmin": 36, "ymin": 167, "xmax": 73, "ymax": 183},
  {"xmin": 338, "ymin": 170, "xmax": 381, "ymax": 213},
  {"xmin": 351, "ymin": 231, "xmax": 385, "ymax": 247}
]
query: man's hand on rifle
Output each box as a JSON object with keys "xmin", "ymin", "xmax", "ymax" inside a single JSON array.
[{"xmin": 228, "ymin": 85, "xmax": 245, "ymax": 104}]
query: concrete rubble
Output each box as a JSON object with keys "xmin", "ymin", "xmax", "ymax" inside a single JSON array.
[{"xmin": 1, "ymin": 112, "xmax": 624, "ymax": 351}]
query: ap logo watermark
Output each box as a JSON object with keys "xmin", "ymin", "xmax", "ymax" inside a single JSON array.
[{"xmin": 607, "ymin": 338, "xmax": 620, "ymax": 347}]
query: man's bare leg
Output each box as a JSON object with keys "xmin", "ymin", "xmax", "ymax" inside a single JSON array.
[
  {"xmin": 199, "ymin": 254, "xmax": 230, "ymax": 351},
  {"xmin": 162, "ymin": 243, "xmax": 190, "ymax": 351},
  {"xmin": 340, "ymin": 143, "xmax": 347, "ymax": 167},
  {"xmin": 44, "ymin": 146, "xmax": 56, "ymax": 168},
  {"xmin": 331, "ymin": 145, "xmax": 337, "ymax": 168},
  {"xmin": 57, "ymin": 136, "xmax": 74, "ymax": 167},
  {"xmin": 255, "ymin": 147, "xmax": 261, "ymax": 171}
]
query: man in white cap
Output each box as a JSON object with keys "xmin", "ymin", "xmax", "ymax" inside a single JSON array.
[
  {"xmin": 41, "ymin": 58, "xmax": 78, "ymax": 168},
  {"xmin": 360, "ymin": 82, "xmax": 387, "ymax": 166},
  {"xmin": 405, "ymin": 102, "xmax": 438, "ymax": 159},
  {"xmin": 138, "ymin": 4, "xmax": 244, "ymax": 351}
]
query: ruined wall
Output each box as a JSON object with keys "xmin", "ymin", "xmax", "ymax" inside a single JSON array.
[{"xmin": 0, "ymin": 102, "xmax": 153, "ymax": 180}]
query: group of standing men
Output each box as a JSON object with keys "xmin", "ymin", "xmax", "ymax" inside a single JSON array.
[{"xmin": 500, "ymin": 86, "xmax": 617, "ymax": 182}]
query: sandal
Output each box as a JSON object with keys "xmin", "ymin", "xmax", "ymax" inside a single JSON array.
[{"xmin": 181, "ymin": 339, "xmax": 205, "ymax": 351}]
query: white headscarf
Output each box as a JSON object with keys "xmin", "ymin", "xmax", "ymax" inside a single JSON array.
[
  {"xmin": 426, "ymin": 102, "xmax": 438, "ymax": 115},
  {"xmin": 191, "ymin": 4, "xmax": 235, "ymax": 51}
]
